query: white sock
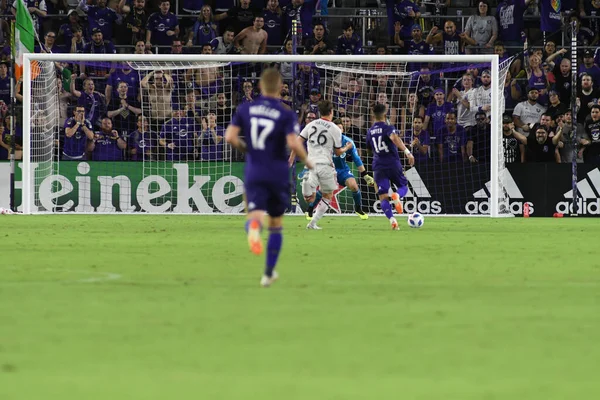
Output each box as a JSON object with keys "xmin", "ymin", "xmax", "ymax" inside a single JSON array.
[{"xmin": 311, "ymin": 199, "xmax": 330, "ymax": 225}]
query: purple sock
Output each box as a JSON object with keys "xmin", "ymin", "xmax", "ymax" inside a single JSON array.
[
  {"xmin": 381, "ymin": 199, "xmax": 394, "ymax": 219},
  {"xmin": 265, "ymin": 227, "xmax": 283, "ymax": 277}
]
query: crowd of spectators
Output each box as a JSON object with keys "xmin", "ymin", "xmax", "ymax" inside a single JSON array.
[{"xmin": 0, "ymin": 0, "xmax": 599, "ymax": 165}]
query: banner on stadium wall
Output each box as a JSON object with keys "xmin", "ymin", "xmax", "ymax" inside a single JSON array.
[{"xmin": 0, "ymin": 161, "xmax": 599, "ymax": 216}]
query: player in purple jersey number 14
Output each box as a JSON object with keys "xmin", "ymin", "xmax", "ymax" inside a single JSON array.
[
  {"xmin": 225, "ymin": 68, "xmax": 314, "ymax": 287},
  {"xmin": 367, "ymin": 103, "xmax": 415, "ymax": 230}
]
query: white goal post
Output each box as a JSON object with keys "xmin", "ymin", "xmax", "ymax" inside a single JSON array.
[{"xmin": 22, "ymin": 53, "xmax": 504, "ymax": 216}]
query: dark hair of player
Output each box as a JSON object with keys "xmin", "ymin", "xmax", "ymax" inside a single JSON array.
[
  {"xmin": 372, "ymin": 103, "xmax": 387, "ymax": 118},
  {"xmin": 259, "ymin": 68, "xmax": 282, "ymax": 96},
  {"xmin": 318, "ymin": 100, "xmax": 334, "ymax": 117}
]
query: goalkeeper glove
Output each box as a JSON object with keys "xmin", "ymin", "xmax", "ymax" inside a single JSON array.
[{"xmin": 361, "ymin": 170, "xmax": 375, "ymax": 186}]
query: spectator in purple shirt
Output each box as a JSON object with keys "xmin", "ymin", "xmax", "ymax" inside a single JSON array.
[
  {"xmin": 90, "ymin": 117, "xmax": 127, "ymax": 161},
  {"xmin": 263, "ymin": 0, "xmax": 283, "ymax": 47},
  {"xmin": 159, "ymin": 106, "xmax": 199, "ymax": 161},
  {"xmin": 146, "ymin": 0, "xmax": 180, "ymax": 52},
  {"xmin": 579, "ymin": 50, "xmax": 600, "ymax": 90},
  {"xmin": 188, "ymin": 5, "xmax": 219, "ymax": 47},
  {"xmin": 199, "ymin": 111, "xmax": 226, "ymax": 160},
  {"xmin": 128, "ymin": 115, "xmax": 156, "ymax": 161},
  {"xmin": 78, "ymin": 0, "xmax": 121, "ymax": 42},
  {"xmin": 69, "ymin": 25, "xmax": 86, "ymax": 56},
  {"xmin": 62, "ymin": 106, "xmax": 95, "ymax": 160},
  {"xmin": 281, "ymin": 0, "xmax": 315, "ymax": 42},
  {"xmin": 70, "ymin": 76, "xmax": 107, "ymax": 129},
  {"xmin": 105, "ymin": 68, "xmax": 141, "ymax": 103},
  {"xmin": 424, "ymin": 88, "xmax": 454, "ymax": 137},
  {"xmin": 387, "ymin": 0, "xmax": 420, "ymax": 41},
  {"xmin": 436, "ymin": 111, "xmax": 467, "ymax": 162},
  {"xmin": 406, "ymin": 115, "xmax": 430, "ymax": 164},
  {"xmin": 81, "ymin": 28, "xmax": 116, "ymax": 78},
  {"xmin": 336, "ymin": 21, "xmax": 363, "ymax": 55},
  {"xmin": 496, "ymin": 0, "xmax": 530, "ymax": 54},
  {"xmin": 58, "ymin": 10, "xmax": 85, "ymax": 47}
]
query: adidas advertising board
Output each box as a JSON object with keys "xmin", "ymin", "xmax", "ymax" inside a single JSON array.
[
  {"xmin": 555, "ymin": 168, "xmax": 600, "ymax": 215},
  {"xmin": 2, "ymin": 162, "xmax": 599, "ymax": 216},
  {"xmin": 466, "ymin": 169, "xmax": 534, "ymax": 215},
  {"xmin": 371, "ymin": 168, "xmax": 442, "ymax": 214}
]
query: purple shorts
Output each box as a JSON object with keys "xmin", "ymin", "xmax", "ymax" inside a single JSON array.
[
  {"xmin": 245, "ymin": 180, "xmax": 290, "ymax": 217},
  {"xmin": 374, "ymin": 167, "xmax": 408, "ymax": 195}
]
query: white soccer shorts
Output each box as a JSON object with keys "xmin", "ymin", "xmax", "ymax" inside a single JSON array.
[{"xmin": 302, "ymin": 164, "xmax": 337, "ymax": 196}]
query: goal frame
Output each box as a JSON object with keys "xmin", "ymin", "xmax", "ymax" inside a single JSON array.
[{"xmin": 22, "ymin": 53, "xmax": 502, "ymax": 216}]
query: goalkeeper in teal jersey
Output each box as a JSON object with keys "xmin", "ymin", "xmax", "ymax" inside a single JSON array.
[{"xmin": 303, "ymin": 119, "xmax": 375, "ymax": 220}]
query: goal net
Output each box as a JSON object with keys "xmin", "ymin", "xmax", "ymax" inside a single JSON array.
[{"xmin": 21, "ymin": 54, "xmax": 510, "ymax": 216}]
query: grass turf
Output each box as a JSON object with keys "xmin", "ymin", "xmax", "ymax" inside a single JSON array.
[{"xmin": 1, "ymin": 215, "xmax": 599, "ymax": 399}]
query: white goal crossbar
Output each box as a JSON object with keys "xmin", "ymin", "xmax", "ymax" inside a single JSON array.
[{"xmin": 22, "ymin": 53, "xmax": 502, "ymax": 216}]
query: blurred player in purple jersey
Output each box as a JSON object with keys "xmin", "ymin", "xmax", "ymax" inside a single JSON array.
[
  {"xmin": 226, "ymin": 68, "xmax": 313, "ymax": 287},
  {"xmin": 366, "ymin": 104, "xmax": 415, "ymax": 230}
]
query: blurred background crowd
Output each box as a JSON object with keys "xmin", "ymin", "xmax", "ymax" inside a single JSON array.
[{"xmin": 1, "ymin": 0, "xmax": 599, "ymax": 165}]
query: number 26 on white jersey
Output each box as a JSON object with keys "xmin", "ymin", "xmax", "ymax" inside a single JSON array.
[{"xmin": 371, "ymin": 135, "xmax": 390, "ymax": 153}]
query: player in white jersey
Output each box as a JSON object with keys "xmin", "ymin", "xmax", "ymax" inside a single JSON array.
[{"xmin": 289, "ymin": 100, "xmax": 354, "ymax": 230}]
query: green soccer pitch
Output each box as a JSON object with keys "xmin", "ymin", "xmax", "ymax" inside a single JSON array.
[{"xmin": 1, "ymin": 216, "xmax": 599, "ymax": 399}]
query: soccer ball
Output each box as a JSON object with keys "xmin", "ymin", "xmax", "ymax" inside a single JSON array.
[{"xmin": 407, "ymin": 212, "xmax": 424, "ymax": 228}]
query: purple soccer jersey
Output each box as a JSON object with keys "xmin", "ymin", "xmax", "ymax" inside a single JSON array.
[
  {"xmin": 63, "ymin": 117, "xmax": 93, "ymax": 159},
  {"xmin": 263, "ymin": 9, "xmax": 283, "ymax": 46},
  {"xmin": 86, "ymin": 6, "xmax": 119, "ymax": 41},
  {"xmin": 336, "ymin": 34, "xmax": 363, "ymax": 55},
  {"xmin": 425, "ymin": 101, "xmax": 454, "ymax": 136},
  {"xmin": 160, "ymin": 117, "xmax": 198, "ymax": 161},
  {"xmin": 405, "ymin": 129, "xmax": 430, "ymax": 163},
  {"xmin": 366, "ymin": 122, "xmax": 409, "ymax": 195},
  {"xmin": 107, "ymin": 69, "xmax": 140, "ymax": 99},
  {"xmin": 436, "ymin": 126, "xmax": 467, "ymax": 162},
  {"xmin": 128, "ymin": 130, "xmax": 156, "ymax": 161},
  {"xmin": 147, "ymin": 12, "xmax": 179, "ymax": 46},
  {"xmin": 199, "ymin": 126, "xmax": 226, "ymax": 161},
  {"xmin": 92, "ymin": 133, "xmax": 124, "ymax": 161},
  {"xmin": 230, "ymin": 96, "xmax": 298, "ymax": 216},
  {"xmin": 366, "ymin": 121, "xmax": 403, "ymax": 171}
]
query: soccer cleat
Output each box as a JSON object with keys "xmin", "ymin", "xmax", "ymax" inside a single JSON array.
[
  {"xmin": 247, "ymin": 220, "xmax": 263, "ymax": 255},
  {"xmin": 391, "ymin": 193, "xmax": 403, "ymax": 214},
  {"xmin": 390, "ymin": 217, "xmax": 399, "ymax": 230},
  {"xmin": 306, "ymin": 222, "xmax": 322, "ymax": 230},
  {"xmin": 355, "ymin": 210, "xmax": 369, "ymax": 220},
  {"xmin": 305, "ymin": 205, "xmax": 314, "ymax": 220},
  {"xmin": 260, "ymin": 271, "xmax": 279, "ymax": 288}
]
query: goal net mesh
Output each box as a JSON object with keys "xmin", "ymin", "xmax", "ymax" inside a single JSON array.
[{"xmin": 25, "ymin": 57, "xmax": 511, "ymax": 215}]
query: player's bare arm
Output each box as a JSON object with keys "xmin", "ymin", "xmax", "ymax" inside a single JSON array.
[
  {"xmin": 287, "ymin": 134, "xmax": 313, "ymax": 169},
  {"xmin": 391, "ymin": 133, "xmax": 415, "ymax": 166},
  {"xmin": 225, "ymin": 125, "xmax": 246, "ymax": 152}
]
